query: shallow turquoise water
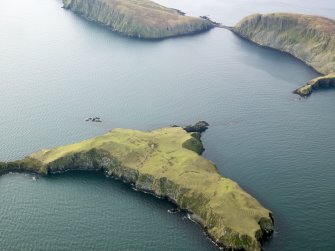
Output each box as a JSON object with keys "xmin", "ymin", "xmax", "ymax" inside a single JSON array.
[{"xmin": 0, "ymin": 0, "xmax": 334, "ymax": 250}]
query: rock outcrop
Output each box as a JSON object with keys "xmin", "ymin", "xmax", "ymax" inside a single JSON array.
[
  {"xmin": 294, "ymin": 73, "xmax": 335, "ymax": 96},
  {"xmin": 62, "ymin": 0, "xmax": 214, "ymax": 39},
  {"xmin": 183, "ymin": 120, "xmax": 209, "ymax": 133},
  {"xmin": 232, "ymin": 13, "xmax": 335, "ymax": 95},
  {"xmin": 1, "ymin": 125, "xmax": 273, "ymax": 251}
]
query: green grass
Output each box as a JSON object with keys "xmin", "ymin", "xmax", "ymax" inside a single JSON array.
[
  {"xmin": 26, "ymin": 127, "xmax": 272, "ymax": 249},
  {"xmin": 3, "ymin": 127, "xmax": 273, "ymax": 250},
  {"xmin": 182, "ymin": 137, "xmax": 204, "ymax": 154}
]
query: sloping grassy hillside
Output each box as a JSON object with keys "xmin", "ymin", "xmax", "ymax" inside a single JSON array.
[
  {"xmin": 62, "ymin": 0, "xmax": 214, "ymax": 39},
  {"xmin": 233, "ymin": 13, "xmax": 335, "ymax": 95},
  {"xmin": 2, "ymin": 127, "xmax": 273, "ymax": 250}
]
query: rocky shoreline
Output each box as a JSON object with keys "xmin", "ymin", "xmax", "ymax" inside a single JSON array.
[
  {"xmin": 62, "ymin": 0, "xmax": 215, "ymax": 39},
  {"xmin": 230, "ymin": 13, "xmax": 335, "ymax": 96},
  {"xmin": 0, "ymin": 123, "xmax": 274, "ymax": 251},
  {"xmin": 294, "ymin": 74, "xmax": 335, "ymax": 96},
  {"xmin": 1, "ymin": 160, "xmax": 274, "ymax": 250},
  {"xmin": 104, "ymin": 167, "xmax": 274, "ymax": 251}
]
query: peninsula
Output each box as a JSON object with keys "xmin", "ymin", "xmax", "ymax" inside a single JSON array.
[
  {"xmin": 0, "ymin": 124, "xmax": 273, "ymax": 251},
  {"xmin": 231, "ymin": 13, "xmax": 335, "ymax": 96},
  {"xmin": 62, "ymin": 0, "xmax": 215, "ymax": 39}
]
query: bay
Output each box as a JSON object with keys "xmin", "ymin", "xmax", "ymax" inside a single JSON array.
[{"xmin": 0, "ymin": 0, "xmax": 334, "ymax": 250}]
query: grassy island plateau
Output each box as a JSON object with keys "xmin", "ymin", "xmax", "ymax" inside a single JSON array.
[
  {"xmin": 62, "ymin": 0, "xmax": 215, "ymax": 39},
  {"xmin": 0, "ymin": 126, "xmax": 273, "ymax": 251},
  {"xmin": 231, "ymin": 13, "xmax": 335, "ymax": 96}
]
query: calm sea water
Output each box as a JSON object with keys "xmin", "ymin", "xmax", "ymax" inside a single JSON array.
[{"xmin": 0, "ymin": 0, "xmax": 334, "ymax": 250}]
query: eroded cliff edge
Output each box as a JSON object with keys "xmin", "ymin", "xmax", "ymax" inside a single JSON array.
[
  {"xmin": 231, "ymin": 13, "xmax": 335, "ymax": 96},
  {"xmin": 0, "ymin": 125, "xmax": 273, "ymax": 251},
  {"xmin": 62, "ymin": 0, "xmax": 214, "ymax": 39}
]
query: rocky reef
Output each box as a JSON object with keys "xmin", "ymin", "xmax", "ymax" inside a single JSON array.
[
  {"xmin": 62, "ymin": 0, "xmax": 215, "ymax": 39},
  {"xmin": 232, "ymin": 13, "xmax": 335, "ymax": 95},
  {"xmin": 1, "ymin": 124, "xmax": 273, "ymax": 251}
]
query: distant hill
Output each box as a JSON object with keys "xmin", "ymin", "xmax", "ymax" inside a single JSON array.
[
  {"xmin": 232, "ymin": 13, "xmax": 335, "ymax": 95},
  {"xmin": 62, "ymin": 0, "xmax": 214, "ymax": 39}
]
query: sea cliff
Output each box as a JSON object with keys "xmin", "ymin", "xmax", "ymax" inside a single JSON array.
[
  {"xmin": 232, "ymin": 13, "xmax": 335, "ymax": 95},
  {"xmin": 294, "ymin": 73, "xmax": 335, "ymax": 96},
  {"xmin": 62, "ymin": 0, "xmax": 214, "ymax": 39},
  {"xmin": 1, "ymin": 125, "xmax": 273, "ymax": 251}
]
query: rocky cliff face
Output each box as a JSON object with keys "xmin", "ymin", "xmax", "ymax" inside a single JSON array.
[
  {"xmin": 62, "ymin": 0, "xmax": 214, "ymax": 39},
  {"xmin": 1, "ymin": 126, "xmax": 274, "ymax": 251},
  {"xmin": 295, "ymin": 74, "xmax": 335, "ymax": 96},
  {"xmin": 106, "ymin": 167, "xmax": 274, "ymax": 251},
  {"xmin": 0, "ymin": 158, "xmax": 47, "ymax": 176},
  {"xmin": 233, "ymin": 13, "xmax": 335, "ymax": 95}
]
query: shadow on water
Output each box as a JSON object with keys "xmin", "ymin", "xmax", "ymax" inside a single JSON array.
[
  {"xmin": 61, "ymin": 6, "xmax": 214, "ymax": 46},
  {"xmin": 310, "ymin": 86, "xmax": 335, "ymax": 97},
  {"xmin": 228, "ymin": 32, "xmax": 320, "ymax": 85},
  {"xmin": 45, "ymin": 170, "xmax": 176, "ymax": 211},
  {"xmin": 45, "ymin": 170, "xmax": 220, "ymax": 249}
]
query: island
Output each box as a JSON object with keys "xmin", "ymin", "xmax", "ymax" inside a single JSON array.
[
  {"xmin": 0, "ymin": 123, "xmax": 273, "ymax": 251},
  {"xmin": 230, "ymin": 13, "xmax": 335, "ymax": 96},
  {"xmin": 62, "ymin": 0, "xmax": 215, "ymax": 39}
]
